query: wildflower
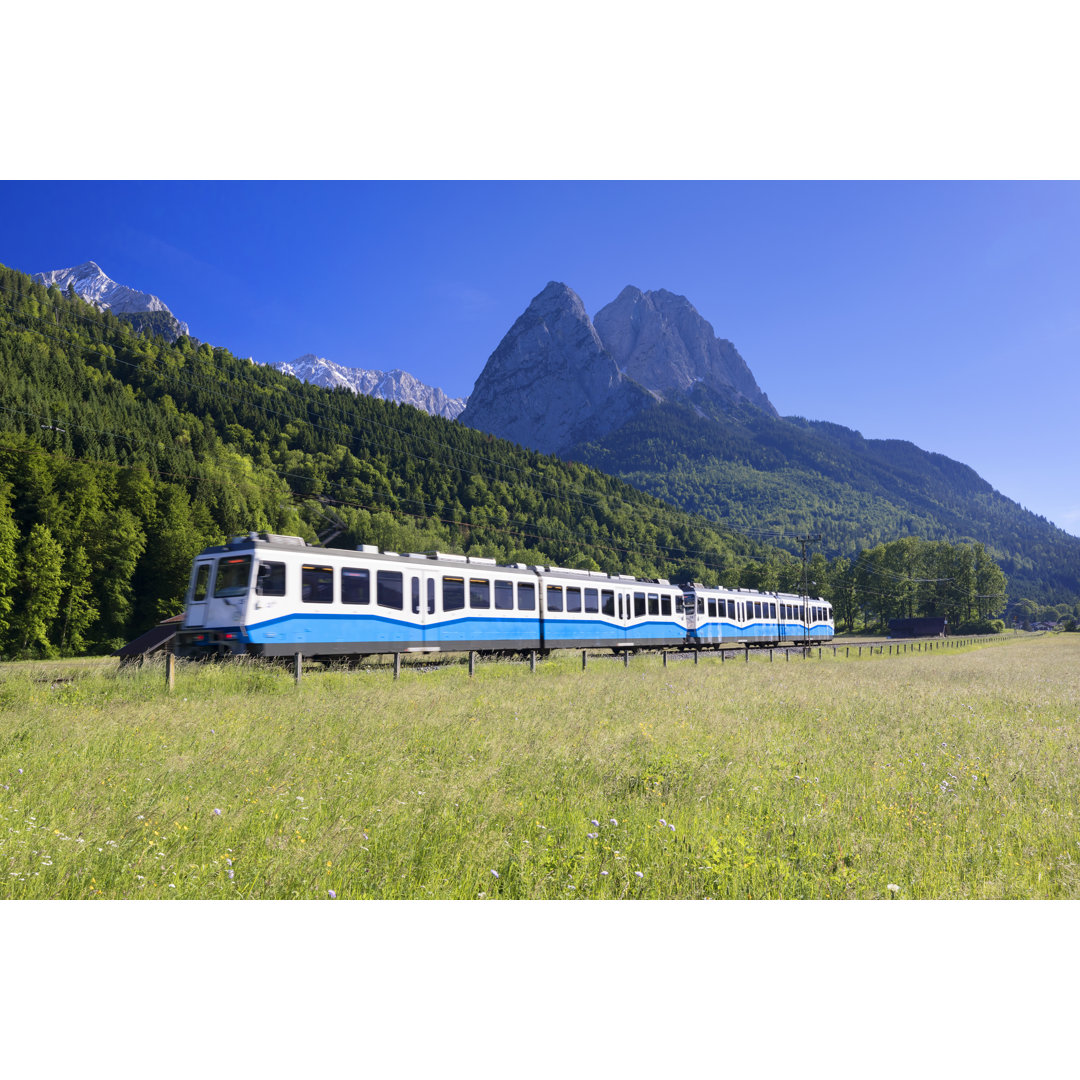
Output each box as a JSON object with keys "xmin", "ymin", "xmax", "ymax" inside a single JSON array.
[
  {"xmin": 490, "ymin": 869, "xmax": 499, "ymax": 878},
  {"xmin": 591, "ymin": 819, "xmax": 600, "ymax": 827},
  {"xmin": 887, "ymin": 883, "xmax": 900, "ymax": 897},
  {"xmin": 600, "ymin": 870, "xmax": 609, "ymax": 876},
  {"xmin": 213, "ymin": 808, "xmax": 222, "ymax": 816},
  {"xmin": 634, "ymin": 870, "xmax": 644, "ymax": 878},
  {"xmin": 660, "ymin": 818, "xmax": 667, "ymax": 827},
  {"xmin": 328, "ymin": 889, "xmax": 337, "ymax": 899},
  {"xmin": 587, "ymin": 832, "xmax": 599, "ymax": 839},
  {"xmin": 610, "ymin": 818, "xmax": 618, "ymax": 826},
  {"xmin": 668, "ymin": 823, "xmax": 676, "ymax": 832}
]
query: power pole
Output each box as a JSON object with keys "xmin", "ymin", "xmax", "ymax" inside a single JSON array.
[{"xmin": 796, "ymin": 534, "xmax": 822, "ymax": 639}]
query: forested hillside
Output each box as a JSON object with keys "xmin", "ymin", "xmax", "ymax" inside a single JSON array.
[{"xmin": 573, "ymin": 399, "xmax": 1080, "ymax": 607}]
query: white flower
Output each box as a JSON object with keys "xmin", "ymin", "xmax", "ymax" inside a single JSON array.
[{"xmin": 887, "ymin": 883, "xmax": 900, "ymax": 894}]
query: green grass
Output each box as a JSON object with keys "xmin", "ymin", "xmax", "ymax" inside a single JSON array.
[{"xmin": 2, "ymin": 635, "xmax": 1077, "ymax": 898}]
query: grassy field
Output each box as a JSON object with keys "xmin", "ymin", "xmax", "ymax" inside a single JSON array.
[{"xmin": 2, "ymin": 633, "xmax": 1077, "ymax": 899}]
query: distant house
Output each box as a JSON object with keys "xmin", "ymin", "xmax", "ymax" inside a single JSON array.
[
  {"xmin": 888, "ymin": 617, "xmax": 948, "ymax": 638},
  {"xmin": 113, "ymin": 614, "xmax": 185, "ymax": 661}
]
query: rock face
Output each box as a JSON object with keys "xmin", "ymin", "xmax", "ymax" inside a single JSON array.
[
  {"xmin": 271, "ymin": 354, "xmax": 467, "ymax": 420},
  {"xmin": 32, "ymin": 261, "xmax": 190, "ymax": 340},
  {"xmin": 460, "ymin": 281, "xmax": 775, "ymax": 455},
  {"xmin": 593, "ymin": 286, "xmax": 777, "ymax": 416},
  {"xmin": 458, "ymin": 282, "xmax": 657, "ymax": 454}
]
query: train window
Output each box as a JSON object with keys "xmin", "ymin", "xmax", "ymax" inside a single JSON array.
[
  {"xmin": 708, "ymin": 598, "xmax": 717, "ymax": 618},
  {"xmin": 517, "ymin": 582, "xmax": 536, "ymax": 611},
  {"xmin": 256, "ymin": 561, "xmax": 287, "ymax": 597},
  {"xmin": 470, "ymin": 578, "xmax": 490, "ymax": 609},
  {"xmin": 601, "ymin": 589, "xmax": 615, "ymax": 616},
  {"xmin": 192, "ymin": 563, "xmax": 211, "ymax": 602},
  {"xmin": 754, "ymin": 601, "xmax": 762, "ymax": 619},
  {"xmin": 799, "ymin": 605, "xmax": 805, "ymax": 621},
  {"xmin": 377, "ymin": 570, "xmax": 403, "ymax": 610},
  {"xmin": 675, "ymin": 595, "xmax": 684, "ymax": 614},
  {"xmin": 647, "ymin": 594, "xmax": 659, "ymax": 616},
  {"xmin": 661, "ymin": 595, "xmax": 672, "ymax": 616},
  {"xmin": 301, "ymin": 564, "xmax": 333, "ymax": 604},
  {"xmin": 547, "ymin": 585, "xmax": 564, "ymax": 612},
  {"xmin": 215, "ymin": 556, "xmax": 252, "ymax": 598},
  {"xmin": 697, "ymin": 598, "xmax": 705, "ymax": 615},
  {"xmin": 494, "ymin": 579, "xmax": 514, "ymax": 610},
  {"xmin": 617, "ymin": 594, "xmax": 623, "ymax": 619},
  {"xmin": 443, "ymin": 576, "xmax": 465, "ymax": 611},
  {"xmin": 428, "ymin": 578, "xmax": 436, "ymax": 615},
  {"xmin": 634, "ymin": 592, "xmax": 646, "ymax": 618},
  {"xmin": 566, "ymin": 588, "xmax": 582, "ymax": 613},
  {"xmin": 770, "ymin": 603, "xmax": 776, "ymax": 619},
  {"xmin": 342, "ymin": 567, "xmax": 370, "ymax": 604},
  {"xmin": 584, "ymin": 588, "xmax": 599, "ymax": 614},
  {"xmin": 412, "ymin": 577, "xmax": 421, "ymax": 615},
  {"xmin": 729, "ymin": 600, "xmax": 737, "ymax": 619}
]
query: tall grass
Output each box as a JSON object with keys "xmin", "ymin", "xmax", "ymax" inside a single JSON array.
[{"xmin": 2, "ymin": 636, "xmax": 1077, "ymax": 898}]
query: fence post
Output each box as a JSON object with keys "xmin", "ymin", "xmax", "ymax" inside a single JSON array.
[
  {"xmin": 166, "ymin": 652, "xmax": 175, "ymax": 692},
  {"xmin": 393, "ymin": 652, "xmax": 400, "ymax": 680},
  {"xmin": 694, "ymin": 650, "xmax": 699, "ymax": 665},
  {"xmin": 623, "ymin": 650, "xmax": 629, "ymax": 668},
  {"xmin": 530, "ymin": 650, "xmax": 536, "ymax": 673},
  {"xmin": 582, "ymin": 650, "xmax": 588, "ymax": 671},
  {"xmin": 469, "ymin": 651, "xmax": 476, "ymax": 678},
  {"xmin": 294, "ymin": 652, "xmax": 303, "ymax": 684},
  {"xmin": 663, "ymin": 652, "xmax": 668, "ymax": 668}
]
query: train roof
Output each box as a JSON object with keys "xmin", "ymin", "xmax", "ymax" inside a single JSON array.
[{"xmin": 199, "ymin": 533, "xmax": 676, "ymax": 585}]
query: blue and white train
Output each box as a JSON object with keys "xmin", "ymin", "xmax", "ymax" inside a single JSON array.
[{"xmin": 175, "ymin": 533, "xmax": 834, "ymax": 661}]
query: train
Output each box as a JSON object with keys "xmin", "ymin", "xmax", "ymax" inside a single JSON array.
[{"xmin": 175, "ymin": 532, "xmax": 835, "ymax": 661}]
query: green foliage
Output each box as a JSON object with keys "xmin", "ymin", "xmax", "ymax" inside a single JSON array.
[
  {"xmin": 574, "ymin": 403, "xmax": 1080, "ymax": 607},
  {"xmin": 0, "ymin": 264, "xmax": 771, "ymax": 653}
]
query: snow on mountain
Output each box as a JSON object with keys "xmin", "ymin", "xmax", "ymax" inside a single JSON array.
[
  {"xmin": 270, "ymin": 354, "xmax": 467, "ymax": 420},
  {"xmin": 31, "ymin": 261, "xmax": 190, "ymax": 339}
]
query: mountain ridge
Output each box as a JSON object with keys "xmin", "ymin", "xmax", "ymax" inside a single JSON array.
[{"xmin": 31, "ymin": 261, "xmax": 191, "ymax": 340}]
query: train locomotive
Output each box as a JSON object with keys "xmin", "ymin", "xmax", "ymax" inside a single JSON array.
[{"xmin": 175, "ymin": 533, "xmax": 834, "ymax": 661}]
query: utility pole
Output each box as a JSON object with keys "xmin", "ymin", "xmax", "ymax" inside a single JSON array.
[{"xmin": 796, "ymin": 534, "xmax": 822, "ymax": 640}]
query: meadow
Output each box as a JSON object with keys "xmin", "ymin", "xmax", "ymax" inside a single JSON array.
[{"xmin": 2, "ymin": 634, "xmax": 1077, "ymax": 899}]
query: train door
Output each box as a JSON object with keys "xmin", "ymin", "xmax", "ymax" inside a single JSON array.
[
  {"xmin": 683, "ymin": 591, "xmax": 697, "ymax": 632},
  {"xmin": 410, "ymin": 569, "xmax": 435, "ymax": 644},
  {"xmin": 185, "ymin": 560, "xmax": 214, "ymax": 627}
]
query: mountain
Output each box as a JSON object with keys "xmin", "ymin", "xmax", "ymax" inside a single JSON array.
[
  {"xmin": 460, "ymin": 281, "xmax": 777, "ymax": 453},
  {"xmin": 459, "ymin": 280, "xmax": 1080, "ymax": 606},
  {"xmin": 270, "ymin": 354, "xmax": 467, "ymax": 420},
  {"xmin": 31, "ymin": 261, "xmax": 190, "ymax": 341},
  {"xmin": 594, "ymin": 286, "xmax": 777, "ymax": 417},
  {"xmin": 459, "ymin": 282, "xmax": 657, "ymax": 453}
]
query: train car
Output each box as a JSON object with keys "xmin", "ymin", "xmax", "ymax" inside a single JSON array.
[
  {"xmin": 175, "ymin": 533, "xmax": 832, "ymax": 661},
  {"xmin": 683, "ymin": 585, "xmax": 834, "ymax": 646}
]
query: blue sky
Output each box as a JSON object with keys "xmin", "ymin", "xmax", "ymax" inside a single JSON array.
[{"xmin": 4, "ymin": 180, "xmax": 1079, "ymax": 536}]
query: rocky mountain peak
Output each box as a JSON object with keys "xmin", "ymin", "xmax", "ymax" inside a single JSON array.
[
  {"xmin": 269, "ymin": 354, "xmax": 467, "ymax": 420},
  {"xmin": 32, "ymin": 261, "xmax": 190, "ymax": 339},
  {"xmin": 594, "ymin": 286, "xmax": 777, "ymax": 416},
  {"xmin": 459, "ymin": 282, "xmax": 655, "ymax": 454}
]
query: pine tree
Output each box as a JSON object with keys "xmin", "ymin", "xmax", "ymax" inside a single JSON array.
[{"xmin": 14, "ymin": 523, "xmax": 64, "ymax": 655}]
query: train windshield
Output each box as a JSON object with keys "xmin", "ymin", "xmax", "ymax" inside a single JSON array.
[{"xmin": 213, "ymin": 555, "xmax": 253, "ymax": 598}]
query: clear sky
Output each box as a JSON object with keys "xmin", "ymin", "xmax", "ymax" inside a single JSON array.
[{"xmin": 3, "ymin": 179, "xmax": 1078, "ymax": 536}]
